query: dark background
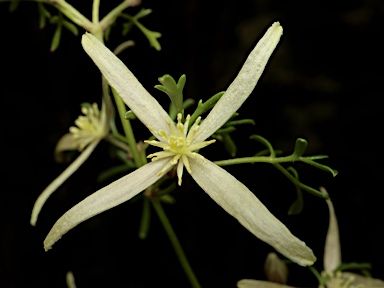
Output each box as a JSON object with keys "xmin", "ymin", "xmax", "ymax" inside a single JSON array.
[{"xmin": 1, "ymin": 0, "xmax": 383, "ymax": 287}]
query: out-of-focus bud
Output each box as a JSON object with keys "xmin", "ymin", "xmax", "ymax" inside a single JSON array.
[{"xmin": 264, "ymin": 252, "xmax": 289, "ymax": 284}]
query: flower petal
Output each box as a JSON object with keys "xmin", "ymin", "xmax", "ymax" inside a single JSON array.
[
  {"xmin": 189, "ymin": 158, "xmax": 316, "ymax": 266},
  {"xmin": 81, "ymin": 33, "xmax": 173, "ymax": 134},
  {"xmin": 66, "ymin": 271, "xmax": 77, "ymax": 288},
  {"xmin": 321, "ymin": 187, "xmax": 341, "ymax": 273},
  {"xmin": 237, "ymin": 279, "xmax": 295, "ymax": 288},
  {"xmin": 341, "ymin": 272, "xmax": 384, "ymax": 288},
  {"xmin": 44, "ymin": 158, "xmax": 171, "ymax": 251},
  {"xmin": 54, "ymin": 133, "xmax": 78, "ymax": 163},
  {"xmin": 193, "ymin": 22, "xmax": 283, "ymax": 143},
  {"xmin": 31, "ymin": 140, "xmax": 101, "ymax": 226}
]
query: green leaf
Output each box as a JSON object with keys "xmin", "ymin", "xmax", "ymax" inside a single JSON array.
[
  {"xmin": 9, "ymin": 0, "xmax": 20, "ymax": 12},
  {"xmin": 50, "ymin": 23, "xmax": 62, "ymax": 52},
  {"xmin": 124, "ymin": 110, "xmax": 137, "ymax": 120},
  {"xmin": 134, "ymin": 8, "xmax": 153, "ymax": 19},
  {"xmin": 215, "ymin": 126, "xmax": 236, "ymax": 134},
  {"xmin": 155, "ymin": 74, "xmax": 186, "ymax": 116},
  {"xmin": 336, "ymin": 262, "xmax": 372, "ymax": 272},
  {"xmin": 122, "ymin": 21, "xmax": 134, "ymax": 36},
  {"xmin": 274, "ymin": 163, "xmax": 330, "ymax": 199},
  {"xmin": 286, "ymin": 167, "xmax": 304, "ymax": 215},
  {"xmin": 97, "ymin": 164, "xmax": 133, "ymax": 183},
  {"xmin": 221, "ymin": 133, "xmax": 237, "ymax": 157},
  {"xmin": 300, "ymin": 158, "xmax": 338, "ymax": 177},
  {"xmin": 224, "ymin": 119, "xmax": 255, "ymax": 127},
  {"xmin": 189, "ymin": 91, "xmax": 225, "ymax": 126},
  {"xmin": 169, "ymin": 98, "xmax": 195, "ymax": 120},
  {"xmin": 38, "ymin": 3, "xmax": 51, "ymax": 29},
  {"xmin": 62, "ymin": 20, "xmax": 79, "ymax": 36},
  {"xmin": 250, "ymin": 135, "xmax": 275, "ymax": 157},
  {"xmin": 120, "ymin": 11, "xmax": 162, "ymax": 50},
  {"xmin": 160, "ymin": 194, "xmax": 176, "ymax": 204},
  {"xmin": 292, "ymin": 138, "xmax": 308, "ymax": 158}
]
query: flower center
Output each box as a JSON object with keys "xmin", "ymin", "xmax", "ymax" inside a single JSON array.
[
  {"xmin": 321, "ymin": 272, "xmax": 363, "ymax": 288},
  {"xmin": 145, "ymin": 113, "xmax": 215, "ymax": 185},
  {"xmin": 69, "ymin": 103, "xmax": 105, "ymax": 151}
]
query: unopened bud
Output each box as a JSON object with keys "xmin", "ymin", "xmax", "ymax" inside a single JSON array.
[{"xmin": 264, "ymin": 252, "xmax": 288, "ymax": 284}]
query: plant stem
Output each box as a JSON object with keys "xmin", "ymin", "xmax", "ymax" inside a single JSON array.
[
  {"xmin": 92, "ymin": 0, "xmax": 100, "ymax": 24},
  {"xmin": 47, "ymin": 0, "xmax": 95, "ymax": 32},
  {"xmin": 151, "ymin": 199, "xmax": 201, "ymax": 288},
  {"xmin": 105, "ymin": 134, "xmax": 130, "ymax": 152},
  {"xmin": 100, "ymin": 0, "xmax": 137, "ymax": 30},
  {"xmin": 111, "ymin": 88, "xmax": 145, "ymax": 167},
  {"xmin": 273, "ymin": 163, "xmax": 328, "ymax": 199},
  {"xmin": 214, "ymin": 155, "xmax": 296, "ymax": 166}
]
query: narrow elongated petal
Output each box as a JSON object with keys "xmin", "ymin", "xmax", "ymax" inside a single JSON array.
[
  {"xmin": 81, "ymin": 33, "xmax": 173, "ymax": 134},
  {"xmin": 54, "ymin": 133, "xmax": 78, "ymax": 163},
  {"xmin": 66, "ymin": 271, "xmax": 77, "ymax": 288},
  {"xmin": 189, "ymin": 158, "xmax": 316, "ymax": 266},
  {"xmin": 31, "ymin": 140, "xmax": 101, "ymax": 226},
  {"xmin": 321, "ymin": 187, "xmax": 341, "ymax": 273},
  {"xmin": 44, "ymin": 158, "xmax": 171, "ymax": 251},
  {"xmin": 193, "ymin": 22, "xmax": 283, "ymax": 144},
  {"xmin": 237, "ymin": 279, "xmax": 295, "ymax": 288}
]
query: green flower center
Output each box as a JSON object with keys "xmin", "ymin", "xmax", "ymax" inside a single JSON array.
[
  {"xmin": 145, "ymin": 113, "xmax": 215, "ymax": 185},
  {"xmin": 69, "ymin": 103, "xmax": 105, "ymax": 151},
  {"xmin": 321, "ymin": 272, "xmax": 363, "ymax": 288}
]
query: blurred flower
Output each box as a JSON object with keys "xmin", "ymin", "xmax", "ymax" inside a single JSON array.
[
  {"xmin": 264, "ymin": 252, "xmax": 289, "ymax": 284},
  {"xmin": 30, "ymin": 101, "xmax": 109, "ymax": 226}
]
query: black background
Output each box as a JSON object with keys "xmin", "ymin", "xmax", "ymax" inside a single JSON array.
[{"xmin": 1, "ymin": 0, "xmax": 384, "ymax": 287}]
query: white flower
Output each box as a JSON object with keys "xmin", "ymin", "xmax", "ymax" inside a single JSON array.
[
  {"xmin": 30, "ymin": 102, "xmax": 109, "ymax": 226},
  {"xmin": 321, "ymin": 187, "xmax": 384, "ymax": 288},
  {"xmin": 43, "ymin": 22, "xmax": 316, "ymax": 267}
]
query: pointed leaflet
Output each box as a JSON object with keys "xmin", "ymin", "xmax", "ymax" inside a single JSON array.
[
  {"xmin": 44, "ymin": 158, "xmax": 171, "ymax": 250},
  {"xmin": 81, "ymin": 33, "xmax": 173, "ymax": 134},
  {"xmin": 193, "ymin": 22, "xmax": 283, "ymax": 144},
  {"xmin": 189, "ymin": 158, "xmax": 316, "ymax": 266}
]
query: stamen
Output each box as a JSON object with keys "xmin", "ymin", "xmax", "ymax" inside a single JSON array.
[
  {"xmin": 69, "ymin": 103, "xmax": 104, "ymax": 151},
  {"xmin": 146, "ymin": 114, "xmax": 215, "ymax": 185}
]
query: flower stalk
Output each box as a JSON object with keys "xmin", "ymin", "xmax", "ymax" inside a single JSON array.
[{"xmin": 151, "ymin": 198, "xmax": 201, "ymax": 288}]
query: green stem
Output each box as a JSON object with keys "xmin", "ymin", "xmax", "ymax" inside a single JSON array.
[
  {"xmin": 111, "ymin": 87, "xmax": 145, "ymax": 167},
  {"xmin": 214, "ymin": 155, "xmax": 296, "ymax": 166},
  {"xmin": 273, "ymin": 163, "xmax": 328, "ymax": 199},
  {"xmin": 105, "ymin": 134, "xmax": 130, "ymax": 152},
  {"xmin": 309, "ymin": 266, "xmax": 325, "ymax": 287},
  {"xmin": 92, "ymin": 0, "xmax": 100, "ymax": 24},
  {"xmin": 151, "ymin": 199, "xmax": 201, "ymax": 288},
  {"xmin": 99, "ymin": 0, "xmax": 137, "ymax": 31},
  {"xmin": 138, "ymin": 197, "xmax": 151, "ymax": 239},
  {"xmin": 47, "ymin": 0, "xmax": 95, "ymax": 32}
]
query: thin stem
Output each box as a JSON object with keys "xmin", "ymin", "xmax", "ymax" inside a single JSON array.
[
  {"xmin": 274, "ymin": 163, "xmax": 328, "ymax": 199},
  {"xmin": 138, "ymin": 197, "xmax": 151, "ymax": 239},
  {"xmin": 99, "ymin": 0, "xmax": 137, "ymax": 31},
  {"xmin": 151, "ymin": 199, "xmax": 201, "ymax": 288},
  {"xmin": 309, "ymin": 266, "xmax": 325, "ymax": 287},
  {"xmin": 111, "ymin": 87, "xmax": 146, "ymax": 167},
  {"xmin": 214, "ymin": 155, "xmax": 296, "ymax": 166},
  {"xmin": 92, "ymin": 0, "xmax": 100, "ymax": 24},
  {"xmin": 105, "ymin": 134, "xmax": 130, "ymax": 152},
  {"xmin": 47, "ymin": 0, "xmax": 95, "ymax": 32}
]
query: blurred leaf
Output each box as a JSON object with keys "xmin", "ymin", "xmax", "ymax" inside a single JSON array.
[{"xmin": 50, "ymin": 23, "xmax": 62, "ymax": 52}]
